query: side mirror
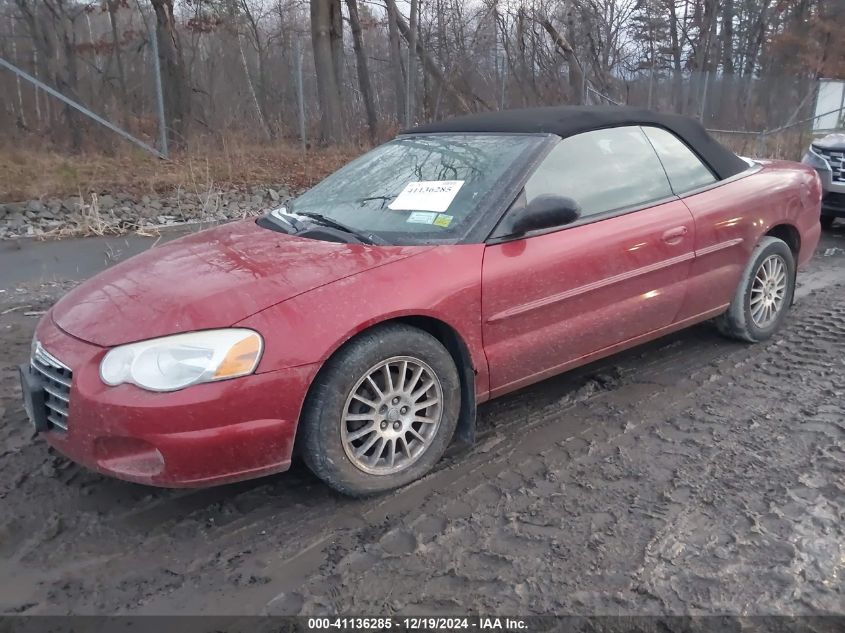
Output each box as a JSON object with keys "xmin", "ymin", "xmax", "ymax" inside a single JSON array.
[{"xmin": 509, "ymin": 195, "xmax": 581, "ymax": 235}]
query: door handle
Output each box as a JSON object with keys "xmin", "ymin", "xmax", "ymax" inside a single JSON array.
[{"xmin": 662, "ymin": 226, "xmax": 689, "ymax": 244}]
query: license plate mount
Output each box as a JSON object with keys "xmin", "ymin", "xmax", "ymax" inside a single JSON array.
[{"xmin": 19, "ymin": 364, "xmax": 49, "ymax": 433}]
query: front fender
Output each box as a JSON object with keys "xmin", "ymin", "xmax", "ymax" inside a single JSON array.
[{"xmin": 236, "ymin": 244, "xmax": 490, "ymax": 401}]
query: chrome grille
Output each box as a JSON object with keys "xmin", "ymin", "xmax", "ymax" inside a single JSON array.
[
  {"xmin": 31, "ymin": 342, "xmax": 72, "ymax": 431},
  {"xmin": 814, "ymin": 146, "xmax": 845, "ymax": 183}
]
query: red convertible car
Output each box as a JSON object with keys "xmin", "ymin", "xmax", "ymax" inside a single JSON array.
[{"xmin": 20, "ymin": 107, "xmax": 822, "ymax": 495}]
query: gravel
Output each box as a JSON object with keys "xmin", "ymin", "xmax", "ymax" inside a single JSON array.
[{"xmin": 0, "ymin": 185, "xmax": 293, "ymax": 239}]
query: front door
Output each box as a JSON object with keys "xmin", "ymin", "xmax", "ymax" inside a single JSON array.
[{"xmin": 481, "ymin": 126, "xmax": 696, "ymax": 396}]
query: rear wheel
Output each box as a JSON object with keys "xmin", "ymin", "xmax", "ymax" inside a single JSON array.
[
  {"xmin": 300, "ymin": 323, "xmax": 460, "ymax": 496},
  {"xmin": 820, "ymin": 215, "xmax": 835, "ymax": 230},
  {"xmin": 716, "ymin": 236, "xmax": 795, "ymax": 343}
]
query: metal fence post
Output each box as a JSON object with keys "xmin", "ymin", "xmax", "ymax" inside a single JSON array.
[
  {"xmin": 755, "ymin": 131, "xmax": 767, "ymax": 158},
  {"xmin": 647, "ymin": 62, "xmax": 654, "ymax": 110},
  {"xmin": 148, "ymin": 14, "xmax": 169, "ymax": 158},
  {"xmin": 10, "ymin": 19, "xmax": 26, "ymax": 128},
  {"xmin": 295, "ymin": 37, "xmax": 306, "ymax": 150},
  {"xmin": 700, "ymin": 70, "xmax": 710, "ymax": 124}
]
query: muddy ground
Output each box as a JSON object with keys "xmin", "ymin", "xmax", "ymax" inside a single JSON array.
[{"xmin": 0, "ymin": 229, "xmax": 843, "ymax": 616}]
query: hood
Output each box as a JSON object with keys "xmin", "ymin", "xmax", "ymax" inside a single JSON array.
[
  {"xmin": 813, "ymin": 133, "xmax": 845, "ymax": 150},
  {"xmin": 52, "ymin": 220, "xmax": 428, "ymax": 347}
]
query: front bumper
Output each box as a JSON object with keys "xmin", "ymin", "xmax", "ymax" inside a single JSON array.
[
  {"xmin": 821, "ymin": 191, "xmax": 845, "ymax": 218},
  {"xmin": 32, "ymin": 315, "xmax": 317, "ymax": 487},
  {"xmin": 809, "ymin": 166, "xmax": 845, "ymax": 217}
]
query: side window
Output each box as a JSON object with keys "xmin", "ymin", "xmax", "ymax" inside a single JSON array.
[
  {"xmin": 523, "ymin": 126, "xmax": 673, "ymax": 218},
  {"xmin": 642, "ymin": 126, "xmax": 717, "ymax": 194}
]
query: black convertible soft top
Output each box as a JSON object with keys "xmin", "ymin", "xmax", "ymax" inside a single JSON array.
[{"xmin": 408, "ymin": 105, "xmax": 748, "ymax": 180}]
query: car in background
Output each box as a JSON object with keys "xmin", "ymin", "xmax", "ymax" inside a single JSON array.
[
  {"xmin": 20, "ymin": 106, "xmax": 822, "ymax": 496},
  {"xmin": 802, "ymin": 132, "xmax": 845, "ymax": 229}
]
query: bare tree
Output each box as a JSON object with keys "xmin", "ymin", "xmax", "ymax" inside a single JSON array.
[
  {"xmin": 0, "ymin": 0, "xmax": 841, "ymax": 151},
  {"xmin": 347, "ymin": 0, "xmax": 377, "ymax": 142},
  {"xmin": 150, "ymin": 0, "xmax": 191, "ymax": 145},
  {"xmin": 540, "ymin": 13, "xmax": 584, "ymax": 104},
  {"xmin": 106, "ymin": 0, "xmax": 129, "ymax": 128},
  {"xmin": 388, "ymin": 0, "xmax": 489, "ymax": 113},
  {"xmin": 385, "ymin": 0, "xmax": 406, "ymax": 122},
  {"xmin": 14, "ymin": 0, "xmax": 87, "ymax": 150},
  {"xmin": 311, "ymin": 0, "xmax": 343, "ymax": 142},
  {"xmin": 237, "ymin": 0, "xmax": 274, "ymax": 138},
  {"xmin": 405, "ymin": 0, "xmax": 418, "ymax": 126}
]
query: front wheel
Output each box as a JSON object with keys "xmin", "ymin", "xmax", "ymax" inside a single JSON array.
[
  {"xmin": 715, "ymin": 236, "xmax": 796, "ymax": 343},
  {"xmin": 299, "ymin": 323, "xmax": 461, "ymax": 496}
]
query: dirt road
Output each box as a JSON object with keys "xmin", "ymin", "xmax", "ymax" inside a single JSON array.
[{"xmin": 0, "ymin": 230, "xmax": 843, "ymax": 616}]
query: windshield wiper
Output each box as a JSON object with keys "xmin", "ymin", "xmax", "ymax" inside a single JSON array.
[
  {"xmin": 264, "ymin": 210, "xmax": 303, "ymax": 234},
  {"xmin": 296, "ymin": 212, "xmax": 385, "ymax": 245}
]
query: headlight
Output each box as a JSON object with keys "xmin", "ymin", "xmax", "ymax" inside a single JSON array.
[
  {"xmin": 803, "ymin": 148, "xmax": 830, "ymax": 171},
  {"xmin": 100, "ymin": 329, "xmax": 263, "ymax": 392}
]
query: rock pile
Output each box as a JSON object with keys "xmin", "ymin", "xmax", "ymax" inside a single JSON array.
[{"xmin": 0, "ymin": 184, "xmax": 292, "ymax": 239}]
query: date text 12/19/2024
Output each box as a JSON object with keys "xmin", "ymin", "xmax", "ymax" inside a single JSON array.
[{"xmin": 307, "ymin": 618, "xmax": 528, "ymax": 631}]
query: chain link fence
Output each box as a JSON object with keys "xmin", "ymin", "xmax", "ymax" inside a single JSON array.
[
  {"xmin": 586, "ymin": 69, "xmax": 842, "ymax": 161},
  {"xmin": 0, "ymin": 2, "xmax": 841, "ymax": 162}
]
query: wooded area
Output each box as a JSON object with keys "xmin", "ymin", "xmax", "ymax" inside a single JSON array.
[{"xmin": 0, "ymin": 0, "xmax": 843, "ymax": 153}]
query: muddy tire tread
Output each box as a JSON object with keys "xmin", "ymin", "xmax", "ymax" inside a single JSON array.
[
  {"xmin": 299, "ymin": 323, "xmax": 460, "ymax": 497},
  {"xmin": 715, "ymin": 236, "xmax": 796, "ymax": 343}
]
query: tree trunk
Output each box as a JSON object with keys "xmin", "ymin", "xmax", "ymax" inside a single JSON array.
[
  {"xmin": 387, "ymin": 0, "xmax": 488, "ymax": 113},
  {"xmin": 57, "ymin": 10, "xmax": 83, "ymax": 151},
  {"xmin": 667, "ymin": 0, "xmax": 683, "ymax": 112},
  {"xmin": 718, "ymin": 0, "xmax": 736, "ymax": 125},
  {"xmin": 346, "ymin": 0, "xmax": 378, "ymax": 143},
  {"xmin": 239, "ymin": 0, "xmax": 275, "ymax": 139},
  {"xmin": 742, "ymin": 0, "xmax": 771, "ymax": 77},
  {"xmin": 720, "ymin": 0, "xmax": 735, "ymax": 73},
  {"xmin": 740, "ymin": 0, "xmax": 772, "ymax": 124},
  {"xmin": 15, "ymin": 0, "xmax": 71, "ymax": 144},
  {"xmin": 540, "ymin": 18, "xmax": 583, "ymax": 105},
  {"xmin": 329, "ymin": 0, "xmax": 344, "ymax": 112},
  {"xmin": 310, "ymin": 0, "xmax": 343, "ymax": 142},
  {"xmin": 150, "ymin": 0, "xmax": 191, "ymax": 146},
  {"xmin": 516, "ymin": 9, "xmax": 532, "ymax": 105},
  {"xmin": 237, "ymin": 32, "xmax": 272, "ymax": 140},
  {"xmin": 107, "ymin": 0, "xmax": 130, "ymax": 128},
  {"xmin": 406, "ymin": 0, "xmax": 418, "ymax": 126},
  {"xmin": 386, "ymin": 0, "xmax": 406, "ymax": 123},
  {"xmin": 9, "ymin": 18, "xmax": 26, "ymax": 130}
]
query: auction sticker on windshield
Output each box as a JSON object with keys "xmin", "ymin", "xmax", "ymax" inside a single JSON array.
[
  {"xmin": 406, "ymin": 212, "xmax": 437, "ymax": 224},
  {"xmin": 388, "ymin": 180, "xmax": 464, "ymax": 212}
]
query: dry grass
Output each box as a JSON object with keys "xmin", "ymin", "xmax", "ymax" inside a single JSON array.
[
  {"xmin": 1, "ymin": 127, "xmax": 811, "ymax": 206},
  {"xmin": 0, "ymin": 140, "xmax": 364, "ymax": 203},
  {"xmin": 710, "ymin": 128, "xmax": 812, "ymax": 161},
  {"xmin": 36, "ymin": 193, "xmax": 147, "ymax": 239},
  {"xmin": 32, "ymin": 190, "xmax": 280, "ymax": 240}
]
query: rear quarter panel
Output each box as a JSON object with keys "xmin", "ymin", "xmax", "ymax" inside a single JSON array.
[
  {"xmin": 677, "ymin": 161, "xmax": 821, "ymax": 319},
  {"xmin": 236, "ymin": 244, "xmax": 489, "ymax": 400}
]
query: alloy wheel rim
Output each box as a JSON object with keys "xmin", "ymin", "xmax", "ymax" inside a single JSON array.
[
  {"xmin": 750, "ymin": 254, "xmax": 787, "ymax": 328},
  {"xmin": 341, "ymin": 356, "xmax": 443, "ymax": 475}
]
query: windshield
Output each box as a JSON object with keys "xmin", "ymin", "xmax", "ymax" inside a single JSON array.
[{"xmin": 278, "ymin": 134, "xmax": 546, "ymax": 244}]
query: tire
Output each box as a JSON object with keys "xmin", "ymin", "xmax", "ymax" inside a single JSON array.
[
  {"xmin": 299, "ymin": 323, "xmax": 461, "ymax": 496},
  {"xmin": 820, "ymin": 215, "xmax": 835, "ymax": 230},
  {"xmin": 715, "ymin": 236, "xmax": 796, "ymax": 343}
]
